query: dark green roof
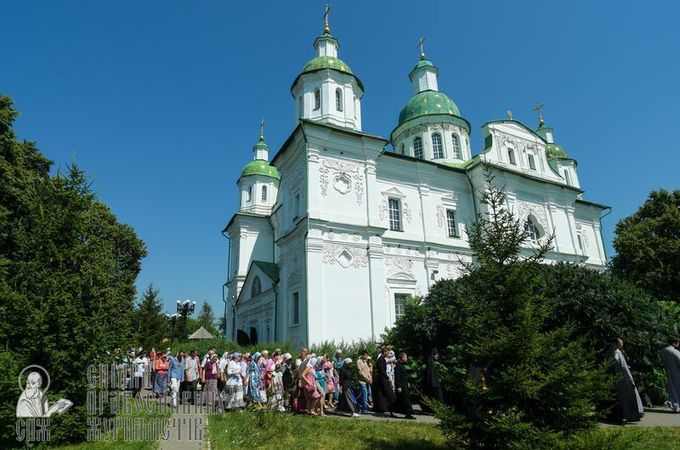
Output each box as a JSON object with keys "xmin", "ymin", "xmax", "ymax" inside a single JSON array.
[
  {"xmin": 241, "ymin": 159, "xmax": 280, "ymax": 180},
  {"xmin": 253, "ymin": 261, "xmax": 279, "ymax": 283},
  {"xmin": 292, "ymin": 55, "xmax": 364, "ymax": 92},
  {"xmin": 398, "ymin": 90, "xmax": 461, "ymax": 126}
]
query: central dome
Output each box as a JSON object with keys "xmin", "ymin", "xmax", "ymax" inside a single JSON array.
[
  {"xmin": 398, "ymin": 90, "xmax": 461, "ymax": 126},
  {"xmin": 293, "ymin": 55, "xmax": 364, "ymax": 91}
]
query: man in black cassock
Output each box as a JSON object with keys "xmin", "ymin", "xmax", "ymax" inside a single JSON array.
[
  {"xmin": 393, "ymin": 352, "xmax": 416, "ymax": 419},
  {"xmin": 372, "ymin": 346, "xmax": 396, "ymax": 414},
  {"xmin": 337, "ymin": 358, "xmax": 358, "ymax": 416},
  {"xmin": 421, "ymin": 347, "xmax": 443, "ymax": 413}
]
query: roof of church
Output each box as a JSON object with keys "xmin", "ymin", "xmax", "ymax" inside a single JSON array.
[
  {"xmin": 240, "ymin": 159, "xmax": 280, "ymax": 180},
  {"xmin": 398, "ymin": 90, "xmax": 462, "ymax": 126},
  {"xmin": 292, "ymin": 55, "xmax": 364, "ymax": 92},
  {"xmin": 253, "ymin": 261, "xmax": 279, "ymax": 283}
]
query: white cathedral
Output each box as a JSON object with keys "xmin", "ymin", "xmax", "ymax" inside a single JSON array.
[{"xmin": 223, "ymin": 18, "xmax": 609, "ymax": 347}]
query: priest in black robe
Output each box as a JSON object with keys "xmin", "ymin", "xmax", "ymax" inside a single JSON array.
[
  {"xmin": 372, "ymin": 346, "xmax": 395, "ymax": 414},
  {"xmin": 393, "ymin": 352, "xmax": 416, "ymax": 419}
]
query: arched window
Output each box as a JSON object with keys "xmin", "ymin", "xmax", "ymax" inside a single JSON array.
[
  {"xmin": 246, "ymin": 186, "xmax": 252, "ymax": 202},
  {"xmin": 525, "ymin": 218, "xmax": 540, "ymax": 242},
  {"xmin": 528, "ymin": 154, "xmax": 536, "ymax": 170},
  {"xmin": 261, "ymin": 185, "xmax": 268, "ymax": 202},
  {"xmin": 432, "ymin": 133, "xmax": 444, "ymax": 159},
  {"xmin": 251, "ymin": 276, "xmax": 262, "ymax": 297},
  {"xmin": 413, "ymin": 137, "xmax": 423, "ymax": 159},
  {"xmin": 400, "ymin": 144, "xmax": 405, "ymax": 155},
  {"xmin": 335, "ymin": 88, "xmax": 343, "ymax": 111},
  {"xmin": 508, "ymin": 148, "xmax": 517, "ymax": 165},
  {"xmin": 314, "ymin": 89, "xmax": 321, "ymax": 110},
  {"xmin": 451, "ymin": 134, "xmax": 462, "ymax": 159}
]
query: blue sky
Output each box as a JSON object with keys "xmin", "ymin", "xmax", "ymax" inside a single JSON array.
[{"xmin": 3, "ymin": 1, "xmax": 679, "ymax": 316}]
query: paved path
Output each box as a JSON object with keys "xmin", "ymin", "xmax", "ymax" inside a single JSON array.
[
  {"xmin": 159, "ymin": 404, "xmax": 207, "ymax": 450},
  {"xmin": 600, "ymin": 407, "xmax": 680, "ymax": 428}
]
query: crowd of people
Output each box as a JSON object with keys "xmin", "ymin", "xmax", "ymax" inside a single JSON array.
[
  {"xmin": 123, "ymin": 345, "xmax": 444, "ymax": 419},
  {"xmin": 118, "ymin": 337, "xmax": 680, "ymax": 423}
]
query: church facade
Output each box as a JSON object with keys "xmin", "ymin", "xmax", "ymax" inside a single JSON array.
[{"xmin": 223, "ymin": 21, "xmax": 609, "ymax": 347}]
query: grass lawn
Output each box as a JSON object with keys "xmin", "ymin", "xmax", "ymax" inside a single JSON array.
[
  {"xmin": 55, "ymin": 398, "xmax": 170, "ymax": 450},
  {"xmin": 207, "ymin": 410, "xmax": 447, "ymax": 449}
]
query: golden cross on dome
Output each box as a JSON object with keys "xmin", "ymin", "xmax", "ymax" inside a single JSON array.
[
  {"xmin": 418, "ymin": 36, "xmax": 426, "ymax": 59},
  {"xmin": 323, "ymin": 4, "xmax": 331, "ymax": 34},
  {"xmin": 534, "ymin": 101, "xmax": 545, "ymax": 126}
]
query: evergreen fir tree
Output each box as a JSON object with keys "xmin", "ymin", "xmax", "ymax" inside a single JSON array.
[{"xmin": 133, "ymin": 284, "xmax": 168, "ymax": 349}]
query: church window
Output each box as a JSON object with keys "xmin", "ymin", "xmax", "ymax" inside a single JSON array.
[
  {"xmin": 446, "ymin": 209, "xmax": 458, "ymax": 237},
  {"xmin": 400, "ymin": 144, "xmax": 405, "ymax": 155},
  {"xmin": 246, "ymin": 186, "xmax": 252, "ymax": 202},
  {"xmin": 413, "ymin": 137, "xmax": 423, "ymax": 159},
  {"xmin": 335, "ymin": 88, "xmax": 343, "ymax": 111},
  {"xmin": 528, "ymin": 154, "xmax": 536, "ymax": 170},
  {"xmin": 262, "ymin": 185, "xmax": 268, "ymax": 202},
  {"xmin": 314, "ymin": 89, "xmax": 321, "ymax": 110},
  {"xmin": 432, "ymin": 133, "xmax": 444, "ymax": 159},
  {"xmin": 451, "ymin": 134, "xmax": 462, "ymax": 159},
  {"xmin": 394, "ymin": 293, "xmax": 409, "ymax": 319},
  {"xmin": 292, "ymin": 292, "xmax": 300, "ymax": 325},
  {"xmin": 577, "ymin": 234, "xmax": 584, "ymax": 252},
  {"xmin": 564, "ymin": 170, "xmax": 572, "ymax": 186},
  {"xmin": 388, "ymin": 198, "xmax": 402, "ymax": 231},
  {"xmin": 508, "ymin": 148, "xmax": 516, "ymax": 165},
  {"xmin": 251, "ymin": 276, "xmax": 262, "ymax": 297},
  {"xmin": 525, "ymin": 218, "xmax": 540, "ymax": 242}
]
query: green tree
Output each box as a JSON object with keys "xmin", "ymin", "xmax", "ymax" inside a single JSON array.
[
  {"xmin": 133, "ymin": 284, "xmax": 168, "ymax": 350},
  {"xmin": 196, "ymin": 301, "xmax": 218, "ymax": 336},
  {"xmin": 388, "ymin": 167, "xmax": 608, "ymax": 448},
  {"xmin": 611, "ymin": 189, "xmax": 680, "ymax": 303},
  {"xmin": 0, "ymin": 96, "xmax": 146, "ymax": 447}
]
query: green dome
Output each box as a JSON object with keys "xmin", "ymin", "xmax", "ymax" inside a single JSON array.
[
  {"xmin": 293, "ymin": 55, "xmax": 364, "ymax": 91},
  {"xmin": 411, "ymin": 58, "xmax": 435, "ymax": 71},
  {"xmin": 302, "ymin": 55, "xmax": 354, "ymax": 75},
  {"xmin": 241, "ymin": 160, "xmax": 280, "ymax": 181},
  {"xmin": 545, "ymin": 143, "xmax": 568, "ymax": 159},
  {"xmin": 398, "ymin": 90, "xmax": 461, "ymax": 126}
]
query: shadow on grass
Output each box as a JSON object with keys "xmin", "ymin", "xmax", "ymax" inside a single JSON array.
[{"xmin": 363, "ymin": 437, "xmax": 447, "ymax": 450}]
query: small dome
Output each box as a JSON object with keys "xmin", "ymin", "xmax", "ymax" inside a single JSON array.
[
  {"xmin": 545, "ymin": 143, "xmax": 568, "ymax": 159},
  {"xmin": 293, "ymin": 55, "xmax": 364, "ymax": 91},
  {"xmin": 398, "ymin": 90, "xmax": 461, "ymax": 126},
  {"xmin": 241, "ymin": 160, "xmax": 280, "ymax": 181}
]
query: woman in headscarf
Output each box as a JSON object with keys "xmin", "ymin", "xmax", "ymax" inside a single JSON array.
[
  {"xmin": 247, "ymin": 352, "xmax": 263, "ymax": 406},
  {"xmin": 424, "ymin": 347, "xmax": 444, "ymax": 403},
  {"xmin": 302, "ymin": 357, "xmax": 322, "ymax": 416},
  {"xmin": 323, "ymin": 360, "xmax": 336, "ymax": 410},
  {"xmin": 223, "ymin": 353, "xmax": 245, "ymax": 410},
  {"xmin": 201, "ymin": 353, "xmax": 220, "ymax": 411},
  {"xmin": 314, "ymin": 357, "xmax": 328, "ymax": 416},
  {"xmin": 337, "ymin": 358, "xmax": 359, "ymax": 416}
]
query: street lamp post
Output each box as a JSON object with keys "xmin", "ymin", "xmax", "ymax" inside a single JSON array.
[
  {"xmin": 166, "ymin": 313, "xmax": 179, "ymax": 340},
  {"xmin": 176, "ymin": 299, "xmax": 196, "ymax": 341}
]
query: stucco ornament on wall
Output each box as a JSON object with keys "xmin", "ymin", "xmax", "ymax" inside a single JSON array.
[
  {"xmin": 322, "ymin": 243, "xmax": 368, "ymax": 268},
  {"xmin": 319, "ymin": 158, "xmax": 364, "ymax": 205},
  {"xmin": 515, "ymin": 200, "xmax": 549, "ymax": 234}
]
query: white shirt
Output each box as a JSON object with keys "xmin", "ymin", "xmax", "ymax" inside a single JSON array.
[{"xmin": 133, "ymin": 357, "xmax": 147, "ymax": 378}]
